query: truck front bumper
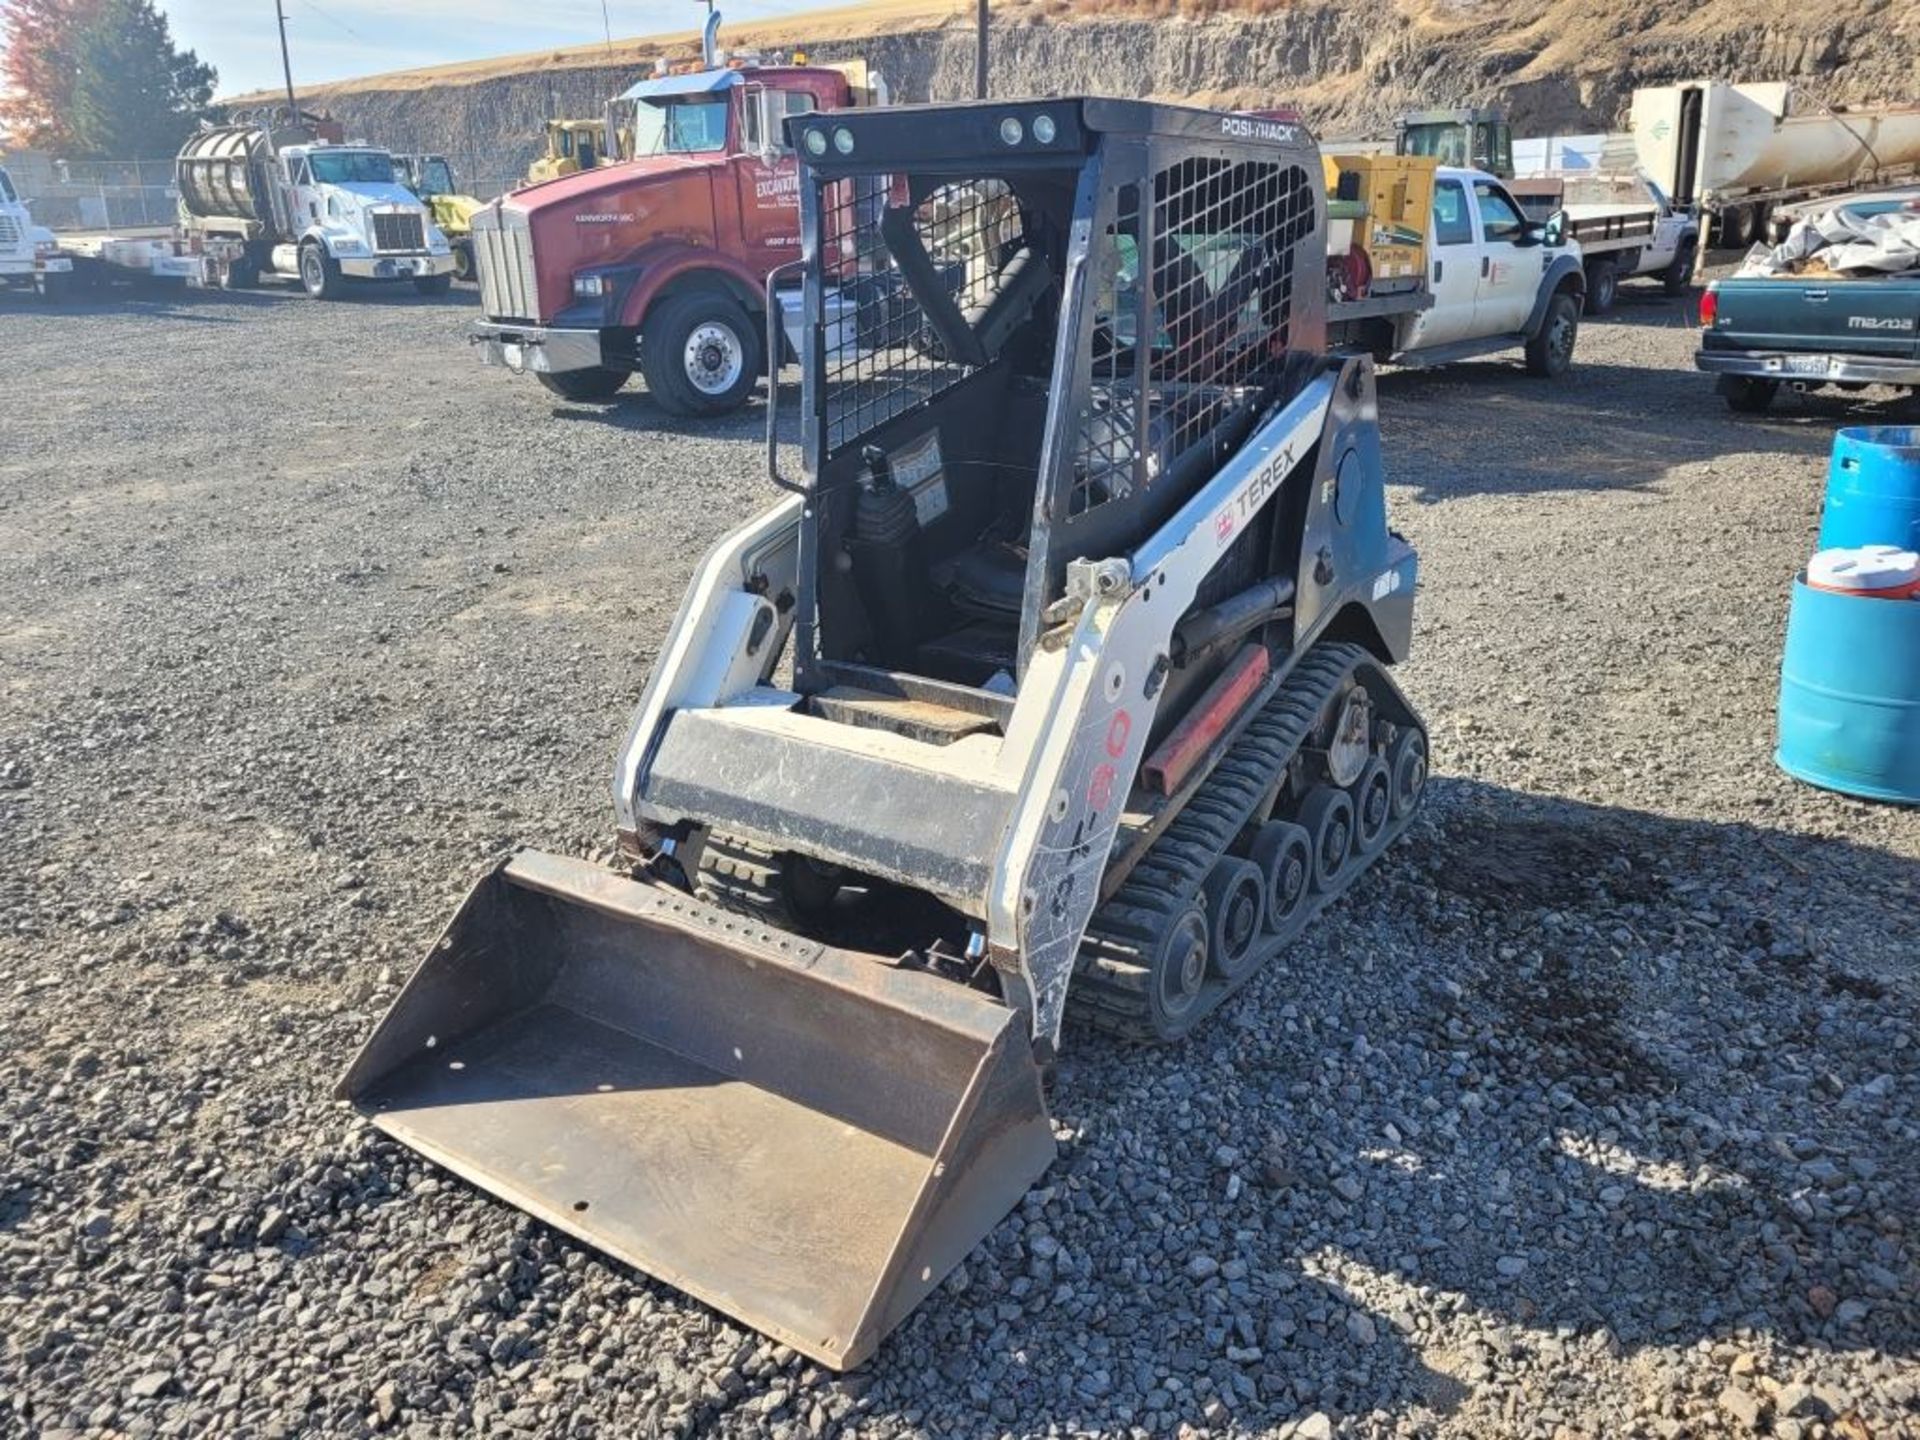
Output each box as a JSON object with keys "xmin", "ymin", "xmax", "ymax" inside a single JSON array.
[
  {"xmin": 338, "ymin": 253, "xmax": 456, "ymax": 281},
  {"xmin": 472, "ymin": 321, "xmax": 605, "ymax": 377},
  {"xmin": 2, "ymin": 257, "xmax": 71, "ymax": 280},
  {"xmin": 1697, "ymin": 350, "xmax": 1920, "ymax": 387}
]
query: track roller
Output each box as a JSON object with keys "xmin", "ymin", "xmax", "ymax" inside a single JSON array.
[
  {"xmin": 1250, "ymin": 821, "xmax": 1311, "ymax": 939},
  {"xmin": 1297, "ymin": 785, "xmax": 1355, "ymax": 893},
  {"xmin": 1202, "ymin": 858, "xmax": 1267, "ymax": 983},
  {"xmin": 1352, "ymin": 757, "xmax": 1393, "ymax": 857},
  {"xmin": 1145, "ymin": 904, "xmax": 1211, "ymax": 1038},
  {"xmin": 1388, "ymin": 728, "xmax": 1427, "ymax": 821}
]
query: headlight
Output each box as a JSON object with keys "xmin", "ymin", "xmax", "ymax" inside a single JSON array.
[
  {"xmin": 332, "ymin": 237, "xmax": 367, "ymax": 255},
  {"xmin": 573, "ymin": 273, "xmax": 608, "ymax": 298},
  {"xmin": 34, "ymin": 241, "xmax": 59, "ymax": 260},
  {"xmin": 1032, "ymin": 114, "xmax": 1057, "ymax": 145}
]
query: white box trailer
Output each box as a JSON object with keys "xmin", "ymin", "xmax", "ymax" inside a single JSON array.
[{"xmin": 1632, "ymin": 82, "xmax": 1920, "ymax": 246}]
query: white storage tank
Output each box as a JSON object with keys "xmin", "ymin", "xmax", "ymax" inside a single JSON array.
[{"xmin": 1632, "ymin": 82, "xmax": 1920, "ymax": 225}]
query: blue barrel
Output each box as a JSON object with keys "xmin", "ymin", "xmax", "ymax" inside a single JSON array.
[
  {"xmin": 1777, "ymin": 580, "xmax": 1920, "ymax": 804},
  {"xmin": 1822, "ymin": 426, "xmax": 1920, "ymax": 551}
]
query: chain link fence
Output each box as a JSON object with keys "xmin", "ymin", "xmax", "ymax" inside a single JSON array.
[{"xmin": 1, "ymin": 154, "xmax": 180, "ymax": 232}]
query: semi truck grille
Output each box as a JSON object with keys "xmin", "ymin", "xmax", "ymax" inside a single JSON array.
[
  {"xmin": 0, "ymin": 215, "xmax": 22, "ymax": 247},
  {"xmin": 473, "ymin": 209, "xmax": 538, "ymax": 323},
  {"xmin": 372, "ymin": 212, "xmax": 425, "ymax": 252}
]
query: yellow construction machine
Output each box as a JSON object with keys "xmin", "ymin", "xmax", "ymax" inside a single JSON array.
[
  {"xmin": 394, "ymin": 153, "xmax": 481, "ymax": 283},
  {"xmin": 525, "ymin": 119, "xmax": 608, "ymax": 185}
]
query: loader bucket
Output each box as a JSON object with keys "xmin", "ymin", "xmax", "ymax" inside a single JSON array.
[{"xmin": 337, "ymin": 851, "xmax": 1055, "ymax": 1370}]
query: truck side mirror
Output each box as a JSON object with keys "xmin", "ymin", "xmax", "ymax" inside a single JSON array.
[
  {"xmin": 1543, "ymin": 210, "xmax": 1567, "ymax": 247},
  {"xmin": 744, "ymin": 87, "xmax": 785, "ymax": 167}
]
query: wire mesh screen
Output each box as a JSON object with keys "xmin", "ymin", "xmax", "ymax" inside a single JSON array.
[
  {"xmin": 1073, "ymin": 185, "xmax": 1144, "ymax": 519},
  {"xmin": 1070, "ymin": 158, "xmax": 1314, "ymax": 518},
  {"xmin": 818, "ymin": 179, "xmax": 1026, "ymax": 456}
]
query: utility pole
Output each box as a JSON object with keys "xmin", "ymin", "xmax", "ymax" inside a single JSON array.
[
  {"xmin": 275, "ymin": 0, "xmax": 299, "ymax": 121},
  {"xmin": 975, "ymin": 0, "xmax": 988, "ymax": 99}
]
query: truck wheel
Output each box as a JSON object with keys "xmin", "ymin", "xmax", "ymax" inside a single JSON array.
[
  {"xmin": 1718, "ymin": 206, "xmax": 1752, "ymax": 249},
  {"xmin": 299, "ymin": 242, "xmax": 341, "ymax": 300},
  {"xmin": 1662, "ymin": 238, "xmax": 1698, "ymax": 297},
  {"xmin": 1718, "ymin": 376, "xmax": 1778, "ymax": 415},
  {"xmin": 1583, "ymin": 258, "xmax": 1618, "ymax": 315},
  {"xmin": 641, "ymin": 292, "xmax": 762, "ymax": 417},
  {"xmin": 536, "ymin": 367, "xmax": 630, "ymax": 402},
  {"xmin": 413, "ymin": 273, "xmax": 453, "ymax": 296},
  {"xmin": 452, "ymin": 241, "xmax": 475, "ymax": 283},
  {"xmin": 1524, "ymin": 290, "xmax": 1579, "ymax": 378},
  {"xmin": 224, "ymin": 256, "xmax": 260, "ymax": 290}
]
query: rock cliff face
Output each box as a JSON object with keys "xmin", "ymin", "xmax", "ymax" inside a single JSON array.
[{"xmin": 275, "ymin": 0, "xmax": 1918, "ymax": 189}]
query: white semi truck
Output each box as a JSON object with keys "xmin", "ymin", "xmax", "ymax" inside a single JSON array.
[
  {"xmin": 175, "ymin": 120, "xmax": 455, "ymax": 298},
  {"xmin": 0, "ymin": 163, "xmax": 75, "ymax": 300},
  {"xmin": 1632, "ymin": 82, "xmax": 1920, "ymax": 247}
]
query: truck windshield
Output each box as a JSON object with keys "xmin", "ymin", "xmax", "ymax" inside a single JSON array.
[
  {"xmin": 1399, "ymin": 123, "xmax": 1469, "ymax": 166},
  {"xmin": 1399, "ymin": 122, "xmax": 1510, "ymax": 175},
  {"xmin": 632, "ymin": 99, "xmax": 729, "ymax": 155},
  {"xmin": 0, "ymin": 168, "xmax": 15, "ymax": 203},
  {"xmin": 422, "ymin": 159, "xmax": 455, "ymax": 194},
  {"xmin": 308, "ymin": 151, "xmax": 397, "ymax": 185}
]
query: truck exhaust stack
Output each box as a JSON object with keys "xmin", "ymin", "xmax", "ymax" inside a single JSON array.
[{"xmin": 338, "ymin": 851, "xmax": 1055, "ymax": 1369}]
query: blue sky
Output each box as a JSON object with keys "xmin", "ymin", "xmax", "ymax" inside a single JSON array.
[{"xmin": 159, "ymin": 1, "xmax": 846, "ymax": 96}]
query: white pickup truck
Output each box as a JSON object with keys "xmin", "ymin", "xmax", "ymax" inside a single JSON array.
[
  {"xmin": 1513, "ymin": 171, "xmax": 1699, "ymax": 311},
  {"xmin": 0, "ymin": 164, "xmax": 75, "ymax": 300},
  {"xmin": 1329, "ymin": 165, "xmax": 1588, "ymax": 378}
]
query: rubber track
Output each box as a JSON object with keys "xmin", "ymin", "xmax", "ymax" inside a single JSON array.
[
  {"xmin": 1071, "ymin": 642, "xmax": 1420, "ymax": 1041},
  {"xmin": 692, "ymin": 832, "xmax": 802, "ymax": 928}
]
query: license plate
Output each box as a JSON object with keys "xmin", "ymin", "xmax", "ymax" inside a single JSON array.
[
  {"xmin": 499, "ymin": 342, "xmax": 525, "ymax": 373},
  {"xmin": 1782, "ymin": 354, "xmax": 1829, "ymax": 375}
]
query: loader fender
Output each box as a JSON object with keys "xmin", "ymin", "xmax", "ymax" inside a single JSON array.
[
  {"xmin": 991, "ymin": 373, "xmax": 1340, "ymax": 1049},
  {"xmin": 613, "ymin": 496, "xmax": 804, "ymax": 836},
  {"xmin": 1288, "ymin": 358, "xmax": 1418, "ymax": 664},
  {"xmin": 1523, "ymin": 254, "xmax": 1587, "ymax": 337}
]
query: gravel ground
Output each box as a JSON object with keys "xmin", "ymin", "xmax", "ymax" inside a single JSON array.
[{"xmin": 2, "ymin": 264, "xmax": 1915, "ymax": 1440}]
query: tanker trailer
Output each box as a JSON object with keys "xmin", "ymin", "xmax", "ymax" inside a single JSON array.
[
  {"xmin": 1632, "ymin": 82, "xmax": 1920, "ymax": 247},
  {"xmin": 176, "ymin": 123, "xmax": 457, "ymax": 299}
]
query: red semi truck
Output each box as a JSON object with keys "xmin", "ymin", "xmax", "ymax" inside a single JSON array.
[{"xmin": 469, "ymin": 57, "xmax": 885, "ymax": 414}]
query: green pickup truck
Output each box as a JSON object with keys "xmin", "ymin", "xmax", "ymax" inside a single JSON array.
[{"xmin": 1696, "ymin": 197, "xmax": 1920, "ymax": 414}]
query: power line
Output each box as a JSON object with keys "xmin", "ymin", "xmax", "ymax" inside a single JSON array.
[{"xmin": 292, "ymin": 0, "xmax": 367, "ymax": 44}]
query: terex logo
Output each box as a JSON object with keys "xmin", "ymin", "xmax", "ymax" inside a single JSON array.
[
  {"xmin": 1848, "ymin": 315, "xmax": 1916, "ymax": 331},
  {"xmin": 575, "ymin": 213, "xmax": 634, "ymax": 224}
]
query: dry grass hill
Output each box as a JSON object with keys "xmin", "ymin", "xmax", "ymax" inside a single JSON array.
[{"xmin": 232, "ymin": 0, "xmax": 1920, "ymax": 185}]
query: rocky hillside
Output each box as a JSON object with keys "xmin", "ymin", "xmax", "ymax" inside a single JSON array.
[{"xmin": 251, "ymin": 0, "xmax": 1920, "ymax": 188}]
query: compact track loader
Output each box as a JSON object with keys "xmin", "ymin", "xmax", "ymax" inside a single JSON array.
[{"xmin": 342, "ymin": 98, "xmax": 1429, "ymax": 1369}]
